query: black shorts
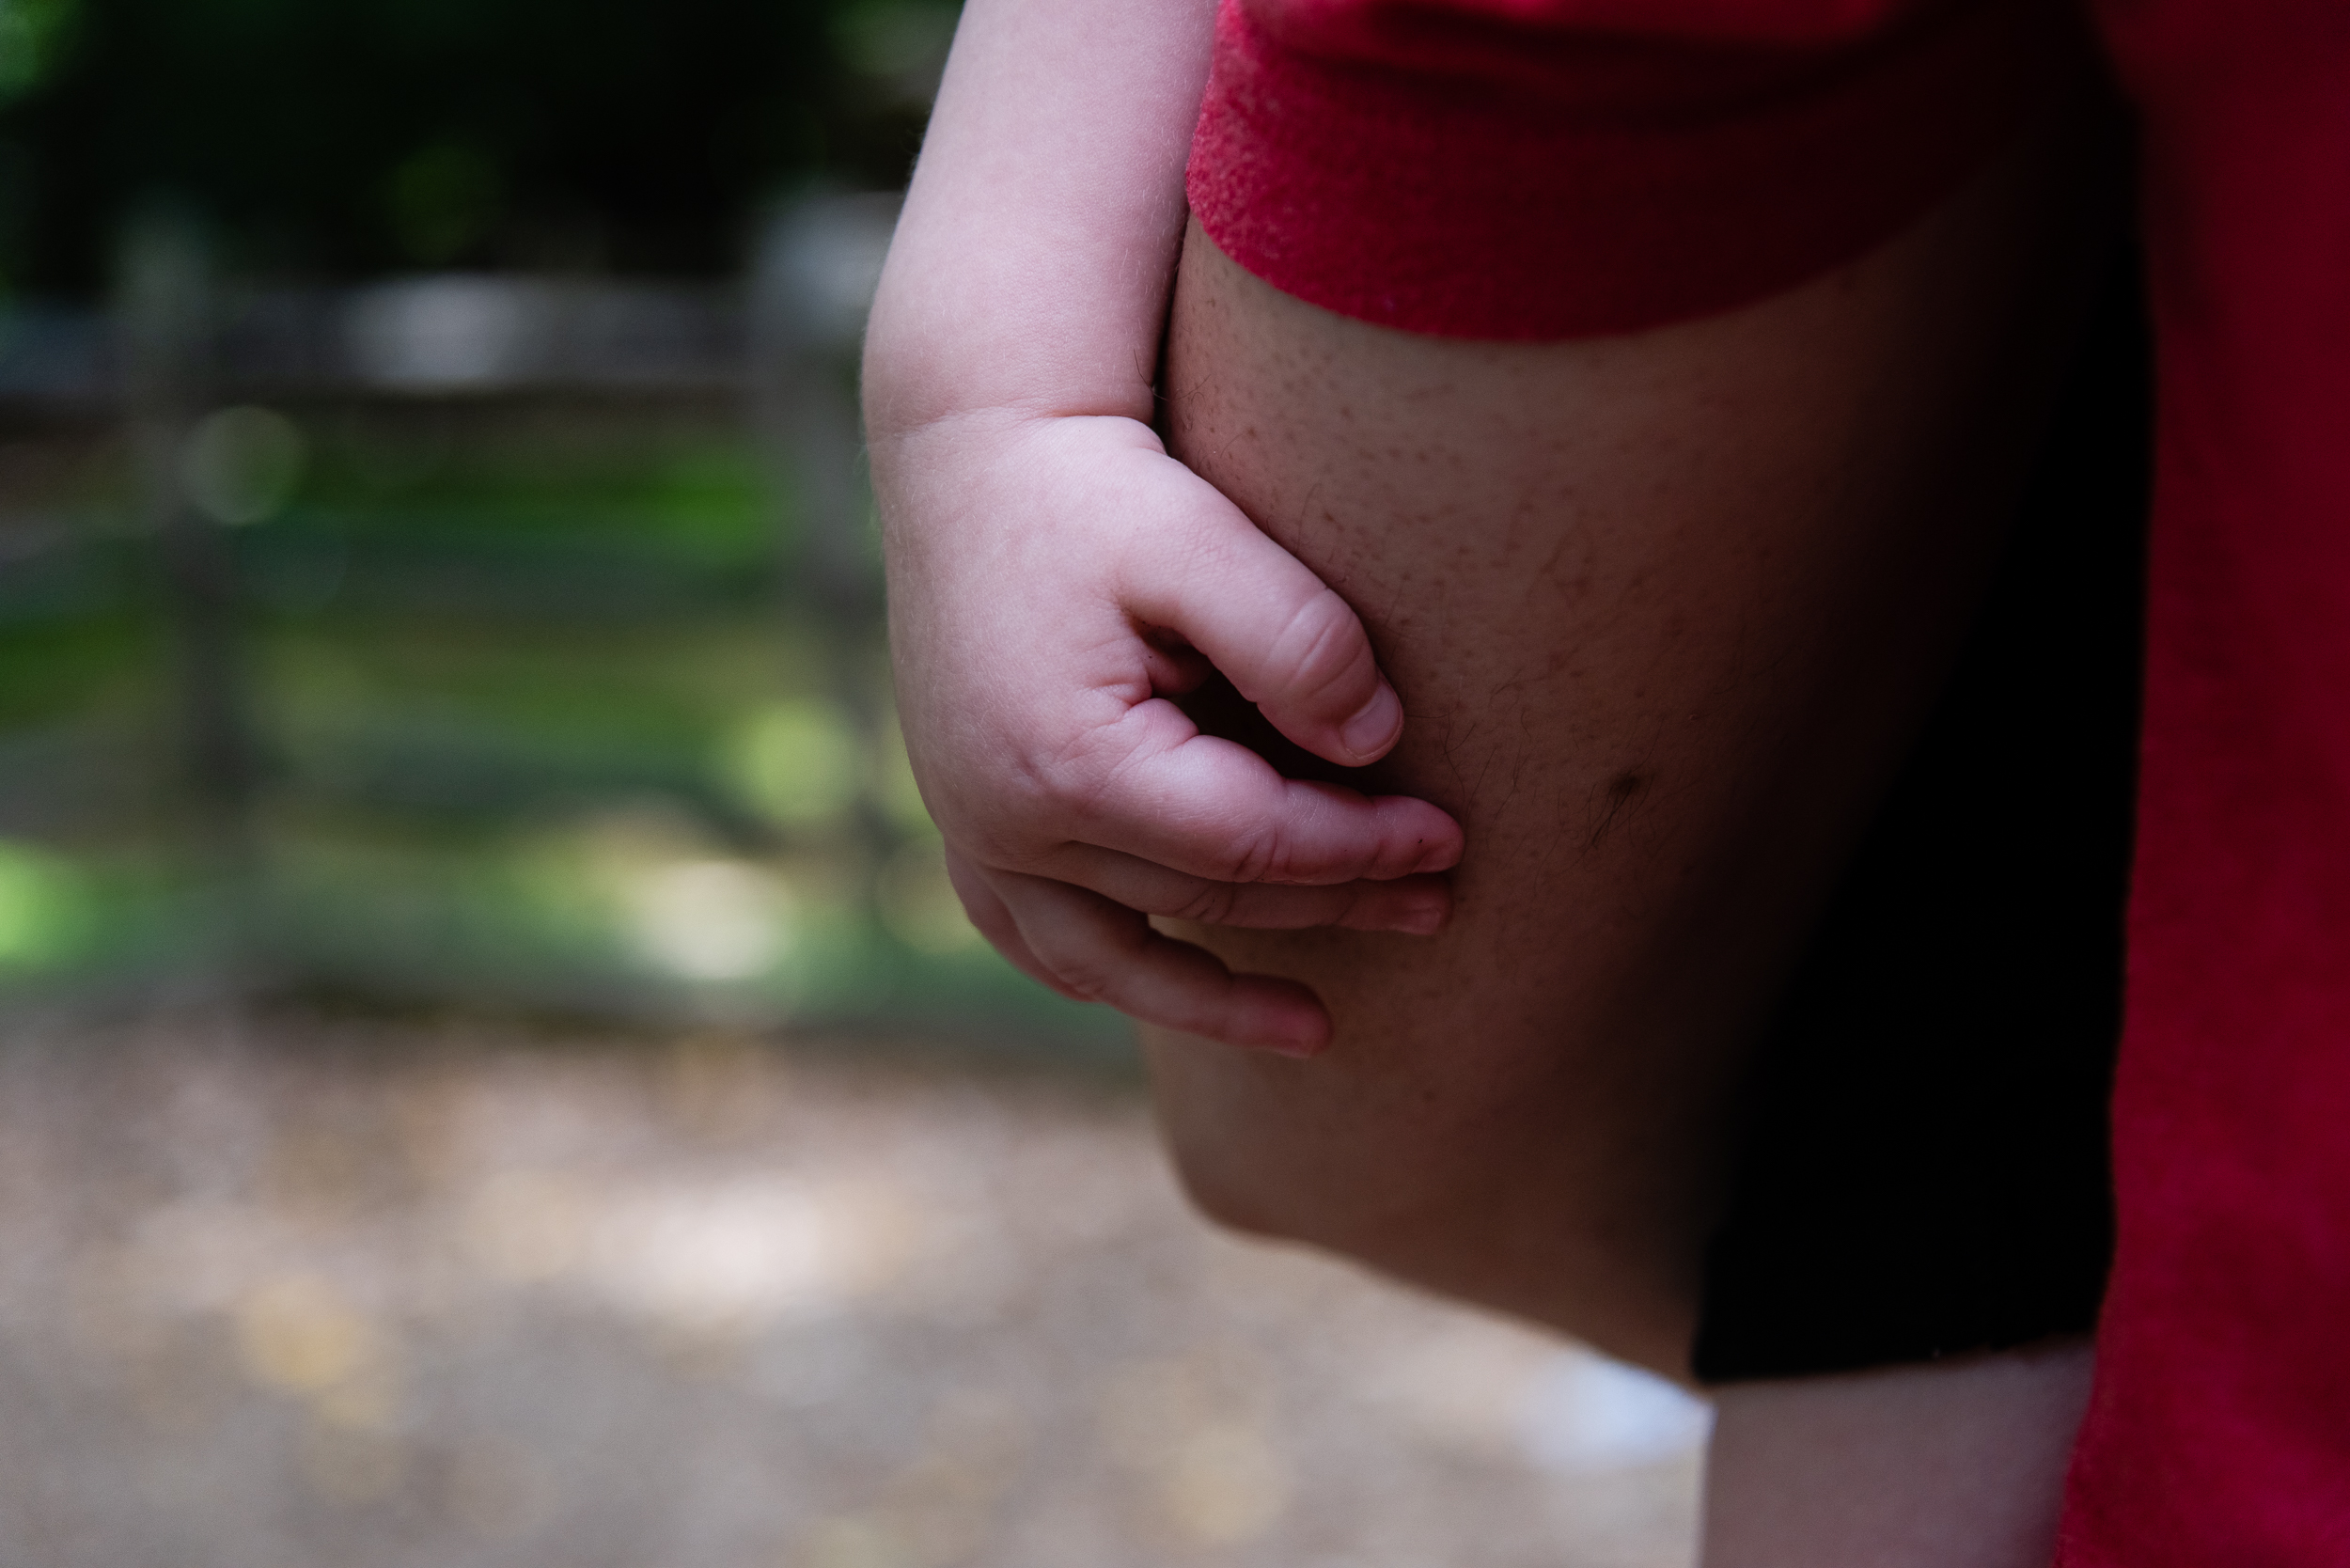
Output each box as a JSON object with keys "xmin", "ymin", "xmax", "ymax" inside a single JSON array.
[{"xmin": 1692, "ymin": 249, "xmax": 2149, "ymax": 1383}]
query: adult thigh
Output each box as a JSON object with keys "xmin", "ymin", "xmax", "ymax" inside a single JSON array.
[{"xmin": 1140, "ymin": 124, "xmax": 2109, "ymax": 1376}]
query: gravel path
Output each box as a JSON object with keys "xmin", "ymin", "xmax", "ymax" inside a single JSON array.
[{"xmin": 0, "ymin": 1011, "xmax": 1701, "ymax": 1568}]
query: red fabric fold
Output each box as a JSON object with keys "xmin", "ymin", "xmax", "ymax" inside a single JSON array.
[
  {"xmin": 1185, "ymin": 0, "xmax": 2056, "ymax": 339},
  {"xmin": 2058, "ymin": 4, "xmax": 2350, "ymax": 1560}
]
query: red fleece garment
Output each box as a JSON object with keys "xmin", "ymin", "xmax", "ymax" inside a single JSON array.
[
  {"xmin": 1187, "ymin": 0, "xmax": 2350, "ymax": 1559},
  {"xmin": 2060, "ymin": 2, "xmax": 2350, "ymax": 1560},
  {"xmin": 1186, "ymin": 0, "xmax": 2064, "ymax": 338}
]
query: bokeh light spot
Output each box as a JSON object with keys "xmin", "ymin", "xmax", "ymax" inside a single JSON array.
[
  {"xmin": 180, "ymin": 405, "xmax": 307, "ymax": 525},
  {"xmin": 724, "ymin": 700, "xmax": 863, "ymax": 831}
]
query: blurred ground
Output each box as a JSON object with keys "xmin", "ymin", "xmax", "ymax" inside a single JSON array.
[{"xmin": 0, "ymin": 1010, "xmax": 1703, "ymax": 1568}]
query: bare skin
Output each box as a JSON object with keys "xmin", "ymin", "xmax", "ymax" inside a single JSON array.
[
  {"xmin": 870, "ymin": 0, "xmax": 1465, "ymax": 1058},
  {"xmin": 870, "ymin": 0, "xmax": 2120, "ymax": 1555},
  {"xmin": 1705, "ymin": 1341, "xmax": 2096, "ymax": 1568},
  {"xmin": 1141, "ymin": 118, "xmax": 2110, "ymax": 1376}
]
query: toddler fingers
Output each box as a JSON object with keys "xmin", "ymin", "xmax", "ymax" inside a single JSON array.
[
  {"xmin": 1073, "ymin": 703, "xmax": 1462, "ymax": 883},
  {"xmin": 1033, "ymin": 843, "xmax": 1450, "ymax": 933},
  {"xmin": 989, "ymin": 870, "xmax": 1333, "ymax": 1055},
  {"xmin": 944, "ymin": 846, "xmax": 1070, "ymax": 994},
  {"xmin": 1120, "ymin": 464, "xmax": 1403, "ymax": 768}
]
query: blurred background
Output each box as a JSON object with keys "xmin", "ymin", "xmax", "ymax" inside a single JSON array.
[{"xmin": 0, "ymin": 3, "xmax": 1706, "ymax": 1562}]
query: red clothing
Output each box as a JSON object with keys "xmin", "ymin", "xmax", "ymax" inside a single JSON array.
[
  {"xmin": 1187, "ymin": 1, "xmax": 2350, "ymax": 1559},
  {"xmin": 2064, "ymin": 4, "xmax": 2350, "ymax": 1560},
  {"xmin": 1188, "ymin": 0, "xmax": 2067, "ymax": 338}
]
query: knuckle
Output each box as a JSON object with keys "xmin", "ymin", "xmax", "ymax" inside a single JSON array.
[
  {"xmin": 1026, "ymin": 724, "xmax": 1144, "ymax": 831},
  {"xmin": 1265, "ymin": 588, "xmax": 1371, "ymax": 710},
  {"xmin": 960, "ymin": 826, "xmax": 1048, "ymax": 883},
  {"xmin": 1167, "ymin": 881, "xmax": 1243, "ymax": 926},
  {"xmin": 1009, "ymin": 760, "xmax": 1089, "ymax": 827},
  {"xmin": 1041, "ymin": 938, "xmax": 1131, "ymax": 1005},
  {"xmin": 1216, "ymin": 824, "xmax": 1281, "ymax": 885},
  {"xmin": 1048, "ymin": 961, "xmax": 1114, "ymax": 1004}
]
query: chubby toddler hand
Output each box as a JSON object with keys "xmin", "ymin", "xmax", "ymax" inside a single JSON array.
[{"xmin": 877, "ymin": 410, "xmax": 1464, "ymax": 1054}]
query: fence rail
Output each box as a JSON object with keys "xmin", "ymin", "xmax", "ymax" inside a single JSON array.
[
  {"xmin": 0, "ymin": 191, "xmax": 1097, "ymax": 1043},
  {"xmin": 0, "ymin": 193, "xmax": 901, "ymax": 408}
]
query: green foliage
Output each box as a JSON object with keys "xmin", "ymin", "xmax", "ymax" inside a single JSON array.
[
  {"xmin": 0, "ymin": 0, "xmax": 80, "ymax": 106},
  {"xmin": 0, "ymin": 405, "xmax": 1120, "ymax": 1054},
  {"xmin": 384, "ymin": 142, "xmax": 506, "ymax": 268},
  {"xmin": 0, "ymin": 836, "xmax": 91, "ymax": 964},
  {"xmin": 0, "ymin": 0, "xmax": 1124, "ymax": 1052}
]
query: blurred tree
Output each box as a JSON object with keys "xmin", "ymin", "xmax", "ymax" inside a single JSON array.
[{"xmin": 0, "ymin": 0, "xmax": 953, "ymax": 293}]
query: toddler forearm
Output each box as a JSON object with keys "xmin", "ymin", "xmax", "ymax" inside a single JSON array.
[{"xmin": 862, "ymin": 0, "xmax": 1216, "ymax": 439}]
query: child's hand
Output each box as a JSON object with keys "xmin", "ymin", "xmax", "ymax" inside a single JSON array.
[
  {"xmin": 860, "ymin": 0, "xmax": 1455, "ymax": 1053},
  {"xmin": 880, "ymin": 409, "xmax": 1464, "ymax": 1055}
]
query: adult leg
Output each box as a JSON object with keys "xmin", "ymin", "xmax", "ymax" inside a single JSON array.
[
  {"xmin": 1140, "ymin": 111, "xmax": 2114, "ymax": 1377},
  {"xmin": 1703, "ymin": 1340, "xmax": 2096, "ymax": 1568}
]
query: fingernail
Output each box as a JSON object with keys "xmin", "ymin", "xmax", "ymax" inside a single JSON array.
[
  {"xmin": 1257, "ymin": 1033, "xmax": 1324, "ymax": 1060},
  {"xmin": 1340, "ymin": 683, "xmax": 1402, "ymax": 759},
  {"xmin": 1386, "ymin": 897, "xmax": 1447, "ymax": 936},
  {"xmin": 1411, "ymin": 839, "xmax": 1460, "ymax": 875},
  {"xmin": 1253, "ymin": 1016, "xmax": 1329, "ymax": 1058}
]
